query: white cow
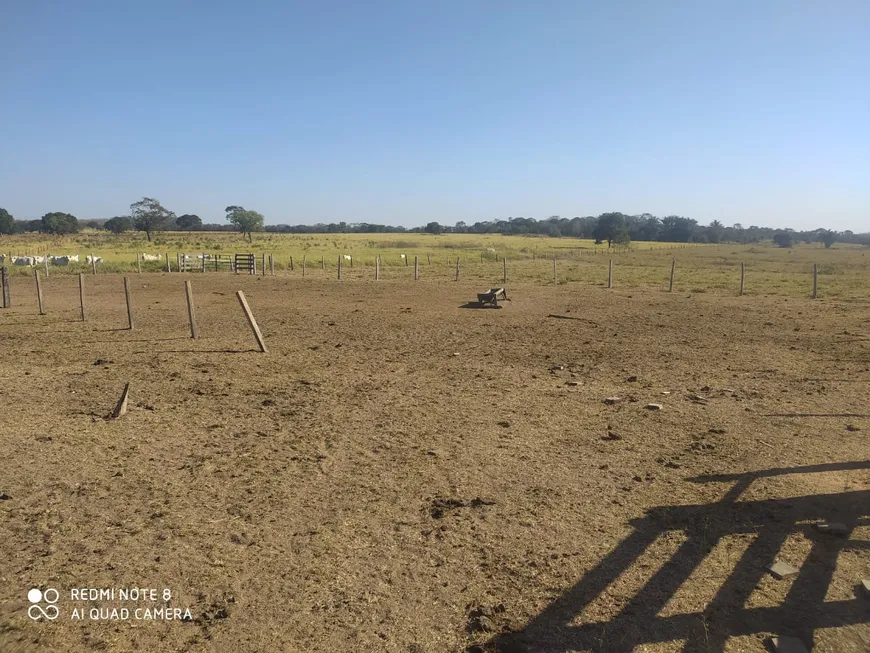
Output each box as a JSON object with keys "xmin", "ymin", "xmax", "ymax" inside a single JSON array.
[
  {"xmin": 141, "ymin": 253, "xmax": 161, "ymax": 262},
  {"xmin": 400, "ymin": 254, "xmax": 407, "ymax": 260},
  {"xmin": 86, "ymin": 255, "xmax": 103, "ymax": 264},
  {"xmin": 343, "ymin": 255, "xmax": 352, "ymax": 261}
]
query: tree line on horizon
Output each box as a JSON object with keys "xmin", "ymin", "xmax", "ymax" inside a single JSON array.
[{"xmin": 1, "ymin": 202, "xmax": 867, "ymax": 248}]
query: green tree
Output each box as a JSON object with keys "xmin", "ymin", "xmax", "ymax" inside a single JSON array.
[
  {"xmin": 225, "ymin": 205, "xmax": 264, "ymax": 241},
  {"xmin": 819, "ymin": 229, "xmax": 837, "ymax": 248},
  {"xmin": 707, "ymin": 220, "xmax": 725, "ymax": 243},
  {"xmin": 131, "ymin": 197, "xmax": 174, "ymax": 242},
  {"xmin": 104, "ymin": 216, "xmax": 133, "ymax": 234},
  {"xmin": 593, "ymin": 212, "xmax": 626, "ymax": 247},
  {"xmin": 0, "ymin": 208, "xmax": 14, "ymax": 235},
  {"xmin": 424, "ymin": 221, "xmax": 443, "ymax": 234},
  {"xmin": 614, "ymin": 226, "xmax": 631, "ymax": 246},
  {"xmin": 41, "ymin": 212, "xmax": 80, "ymax": 235},
  {"xmin": 773, "ymin": 231, "xmax": 794, "ymax": 248},
  {"xmin": 176, "ymin": 214, "xmax": 202, "ymax": 231},
  {"xmin": 85, "ymin": 220, "xmax": 102, "ymax": 230}
]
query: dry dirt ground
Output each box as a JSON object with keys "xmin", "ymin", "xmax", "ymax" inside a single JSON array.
[{"xmin": 0, "ymin": 273, "xmax": 868, "ymax": 653}]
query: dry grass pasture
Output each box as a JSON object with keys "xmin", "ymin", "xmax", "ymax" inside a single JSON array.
[{"xmin": 0, "ymin": 271, "xmax": 868, "ymax": 653}]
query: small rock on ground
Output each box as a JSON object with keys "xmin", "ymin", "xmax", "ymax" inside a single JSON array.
[
  {"xmin": 769, "ymin": 635, "xmax": 809, "ymax": 653},
  {"xmin": 767, "ymin": 561, "xmax": 800, "ymax": 579},
  {"xmin": 814, "ymin": 522, "xmax": 849, "ymax": 536},
  {"xmin": 645, "ymin": 403, "xmax": 663, "ymax": 410}
]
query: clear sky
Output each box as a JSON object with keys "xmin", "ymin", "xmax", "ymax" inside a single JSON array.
[{"xmin": 1, "ymin": 1, "xmax": 867, "ymax": 231}]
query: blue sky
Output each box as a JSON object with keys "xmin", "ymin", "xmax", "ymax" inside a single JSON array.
[{"xmin": 1, "ymin": 1, "xmax": 867, "ymax": 230}]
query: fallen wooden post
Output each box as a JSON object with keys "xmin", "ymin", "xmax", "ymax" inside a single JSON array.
[{"xmin": 236, "ymin": 290, "xmax": 267, "ymax": 353}]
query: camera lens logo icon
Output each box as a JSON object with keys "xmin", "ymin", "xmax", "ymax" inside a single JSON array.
[{"xmin": 28, "ymin": 588, "xmax": 59, "ymax": 621}]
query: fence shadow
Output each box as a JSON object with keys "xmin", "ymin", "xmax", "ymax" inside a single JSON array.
[{"xmin": 486, "ymin": 461, "xmax": 870, "ymax": 653}]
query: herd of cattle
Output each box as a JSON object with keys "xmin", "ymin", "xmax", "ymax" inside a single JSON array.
[{"xmin": 0, "ymin": 254, "xmax": 102, "ymax": 266}]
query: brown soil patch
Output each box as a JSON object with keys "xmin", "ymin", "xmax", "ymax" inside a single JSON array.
[{"xmin": 1, "ymin": 274, "xmax": 868, "ymax": 652}]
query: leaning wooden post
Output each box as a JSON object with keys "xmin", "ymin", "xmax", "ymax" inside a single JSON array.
[
  {"xmin": 1, "ymin": 266, "xmax": 9, "ymax": 308},
  {"xmin": 375, "ymin": 255, "xmax": 380, "ymax": 280},
  {"xmin": 503, "ymin": 257, "xmax": 507, "ymax": 284},
  {"xmin": 812, "ymin": 264, "xmax": 818, "ymax": 299},
  {"xmin": 321, "ymin": 255, "xmax": 324, "ymax": 270},
  {"xmin": 455, "ymin": 257, "xmax": 460, "ymax": 281},
  {"xmin": 184, "ymin": 280, "xmax": 198, "ymax": 339},
  {"xmin": 302, "ymin": 255, "xmax": 306, "ymax": 277},
  {"xmin": 739, "ymin": 262, "xmax": 745, "ymax": 296},
  {"xmin": 137, "ymin": 253, "xmax": 142, "ymax": 274},
  {"xmin": 34, "ymin": 269, "xmax": 45, "ymax": 315},
  {"xmin": 79, "ymin": 273, "xmax": 86, "ymax": 321},
  {"xmin": 124, "ymin": 276, "xmax": 134, "ymax": 330},
  {"xmin": 236, "ymin": 291, "xmax": 268, "ymax": 353},
  {"xmin": 338, "ymin": 255, "xmax": 342, "ymax": 280},
  {"xmin": 427, "ymin": 254, "xmax": 430, "ymax": 265},
  {"xmin": 289, "ymin": 256, "xmax": 294, "ymax": 271},
  {"xmin": 669, "ymin": 259, "xmax": 675, "ymax": 292},
  {"xmin": 111, "ymin": 382, "xmax": 130, "ymax": 419},
  {"xmin": 553, "ymin": 256, "xmax": 557, "ymax": 285},
  {"xmin": 414, "ymin": 256, "xmax": 419, "ymax": 281},
  {"xmin": 608, "ymin": 259, "xmax": 613, "ymax": 288}
]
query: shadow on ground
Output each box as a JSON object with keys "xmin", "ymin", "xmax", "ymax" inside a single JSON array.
[{"xmin": 483, "ymin": 461, "xmax": 870, "ymax": 653}]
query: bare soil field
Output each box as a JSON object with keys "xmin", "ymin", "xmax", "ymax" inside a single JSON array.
[{"xmin": 1, "ymin": 273, "xmax": 868, "ymax": 653}]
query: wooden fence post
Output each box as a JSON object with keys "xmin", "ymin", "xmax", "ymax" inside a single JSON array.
[
  {"xmin": 553, "ymin": 256, "xmax": 557, "ymax": 285},
  {"xmin": 111, "ymin": 382, "xmax": 130, "ymax": 419},
  {"xmin": 302, "ymin": 255, "xmax": 306, "ymax": 277},
  {"xmin": 427, "ymin": 254, "xmax": 430, "ymax": 265},
  {"xmin": 44, "ymin": 256, "xmax": 49, "ymax": 277},
  {"xmin": 812, "ymin": 263, "xmax": 818, "ymax": 299},
  {"xmin": 236, "ymin": 291, "xmax": 268, "ymax": 353},
  {"xmin": 137, "ymin": 253, "xmax": 142, "ymax": 273},
  {"xmin": 1, "ymin": 266, "xmax": 9, "ymax": 308},
  {"xmin": 202, "ymin": 253, "xmax": 207, "ymax": 273},
  {"xmin": 321, "ymin": 256, "xmax": 324, "ymax": 270},
  {"xmin": 414, "ymin": 256, "xmax": 419, "ymax": 281},
  {"xmin": 166, "ymin": 253, "xmax": 171, "ymax": 273},
  {"xmin": 375, "ymin": 255, "xmax": 380, "ymax": 280},
  {"xmin": 669, "ymin": 259, "xmax": 675, "ymax": 292},
  {"xmin": 608, "ymin": 259, "xmax": 613, "ymax": 288},
  {"xmin": 92, "ymin": 255, "xmax": 97, "ymax": 275},
  {"xmin": 269, "ymin": 254, "xmax": 274, "ymax": 276},
  {"xmin": 405, "ymin": 254, "xmax": 409, "ymax": 267},
  {"xmin": 338, "ymin": 255, "xmax": 342, "ymax": 280},
  {"xmin": 455, "ymin": 257, "xmax": 460, "ymax": 281},
  {"xmin": 124, "ymin": 276, "xmax": 134, "ymax": 329},
  {"xmin": 739, "ymin": 262, "xmax": 745, "ymax": 296},
  {"xmin": 503, "ymin": 257, "xmax": 507, "ymax": 284},
  {"xmin": 34, "ymin": 269, "xmax": 45, "ymax": 315},
  {"xmin": 290, "ymin": 256, "xmax": 294, "ymax": 271},
  {"xmin": 184, "ymin": 280, "xmax": 198, "ymax": 338},
  {"xmin": 79, "ymin": 273, "xmax": 86, "ymax": 321}
]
